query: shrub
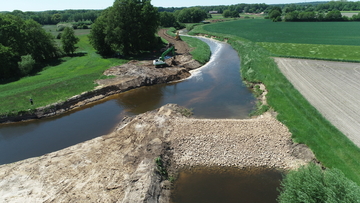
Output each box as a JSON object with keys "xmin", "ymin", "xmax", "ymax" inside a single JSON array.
[
  {"xmin": 18, "ymin": 54, "xmax": 35, "ymax": 75},
  {"xmin": 278, "ymin": 163, "xmax": 360, "ymax": 203},
  {"xmin": 57, "ymin": 25, "xmax": 66, "ymax": 31},
  {"xmin": 56, "ymin": 32, "xmax": 62, "ymax": 39}
]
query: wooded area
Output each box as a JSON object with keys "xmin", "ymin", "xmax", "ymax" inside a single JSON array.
[{"xmin": 0, "ymin": 15, "xmax": 60, "ymax": 80}]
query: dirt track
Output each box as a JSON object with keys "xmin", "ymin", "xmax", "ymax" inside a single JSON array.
[
  {"xmin": 158, "ymin": 29, "xmax": 189, "ymax": 55},
  {"xmin": 275, "ymin": 58, "xmax": 360, "ymax": 147}
]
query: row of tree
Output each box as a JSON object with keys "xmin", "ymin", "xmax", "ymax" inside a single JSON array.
[
  {"xmin": 284, "ymin": 10, "xmax": 346, "ymax": 22},
  {"xmin": 0, "ymin": 14, "xmax": 79, "ymax": 80},
  {"xmin": 222, "ymin": 10, "xmax": 240, "ymax": 18},
  {"xmin": 158, "ymin": 8, "xmax": 208, "ymax": 29},
  {"xmin": 280, "ymin": 1, "xmax": 360, "ymax": 13},
  {"xmin": 197, "ymin": 3, "xmax": 271, "ymax": 14},
  {"xmin": 268, "ymin": 6, "xmax": 360, "ymax": 22},
  {"xmin": 2, "ymin": 10, "xmax": 101, "ymax": 25}
]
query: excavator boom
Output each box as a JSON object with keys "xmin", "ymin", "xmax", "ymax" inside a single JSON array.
[{"xmin": 153, "ymin": 45, "xmax": 175, "ymax": 67}]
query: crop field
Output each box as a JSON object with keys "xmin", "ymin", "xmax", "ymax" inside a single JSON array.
[
  {"xmin": 341, "ymin": 11, "xmax": 360, "ymax": 17},
  {"xmin": 276, "ymin": 58, "xmax": 360, "ymax": 147},
  {"xmin": 202, "ymin": 19, "xmax": 360, "ymax": 61},
  {"xmin": 259, "ymin": 42, "xmax": 360, "ymax": 61},
  {"xmin": 203, "ymin": 19, "xmax": 360, "ymax": 46}
]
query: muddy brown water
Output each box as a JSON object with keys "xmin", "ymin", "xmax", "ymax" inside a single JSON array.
[
  {"xmin": 0, "ymin": 37, "xmax": 255, "ymax": 165},
  {"xmin": 171, "ymin": 167, "xmax": 283, "ymax": 203}
]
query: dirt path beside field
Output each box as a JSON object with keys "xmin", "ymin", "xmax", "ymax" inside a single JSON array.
[
  {"xmin": 158, "ymin": 29, "xmax": 190, "ymax": 55},
  {"xmin": 275, "ymin": 57, "xmax": 360, "ymax": 147}
]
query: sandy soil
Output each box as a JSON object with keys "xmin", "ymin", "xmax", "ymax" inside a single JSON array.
[
  {"xmin": 275, "ymin": 57, "xmax": 360, "ymax": 147},
  {"xmin": 0, "ymin": 104, "xmax": 314, "ymax": 202}
]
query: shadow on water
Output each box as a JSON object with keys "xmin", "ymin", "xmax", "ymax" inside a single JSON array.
[
  {"xmin": 171, "ymin": 167, "xmax": 283, "ymax": 203},
  {"xmin": 0, "ymin": 37, "xmax": 256, "ymax": 165}
]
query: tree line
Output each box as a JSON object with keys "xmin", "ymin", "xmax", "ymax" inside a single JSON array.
[
  {"xmin": 1, "ymin": 9, "xmax": 101, "ymax": 25},
  {"xmin": 268, "ymin": 6, "xmax": 360, "ymax": 22},
  {"xmin": 279, "ymin": 1, "xmax": 360, "ymax": 13}
]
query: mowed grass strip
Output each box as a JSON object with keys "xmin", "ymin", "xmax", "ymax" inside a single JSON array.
[
  {"xmin": 0, "ymin": 34, "xmax": 127, "ymax": 115},
  {"xmin": 166, "ymin": 28, "xmax": 210, "ymax": 64},
  {"xmin": 259, "ymin": 42, "xmax": 360, "ymax": 62},
  {"xmin": 182, "ymin": 36, "xmax": 210, "ymax": 64},
  {"xmin": 190, "ymin": 23, "xmax": 360, "ymax": 184}
]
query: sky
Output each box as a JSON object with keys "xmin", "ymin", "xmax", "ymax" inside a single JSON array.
[{"xmin": 2, "ymin": 0, "xmax": 331, "ymax": 12}]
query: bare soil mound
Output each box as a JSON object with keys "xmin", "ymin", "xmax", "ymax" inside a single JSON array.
[{"xmin": 275, "ymin": 57, "xmax": 360, "ymax": 147}]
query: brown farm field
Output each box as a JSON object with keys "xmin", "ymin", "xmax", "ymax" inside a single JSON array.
[{"xmin": 275, "ymin": 58, "xmax": 360, "ymax": 147}]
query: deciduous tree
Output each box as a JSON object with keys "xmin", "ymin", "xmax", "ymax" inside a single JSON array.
[
  {"xmin": 61, "ymin": 27, "xmax": 79, "ymax": 55},
  {"xmin": 89, "ymin": 0, "xmax": 159, "ymax": 56}
]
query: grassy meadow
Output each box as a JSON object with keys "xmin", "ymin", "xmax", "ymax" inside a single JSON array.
[
  {"xmin": 166, "ymin": 27, "xmax": 211, "ymax": 64},
  {"xmin": 204, "ymin": 19, "xmax": 360, "ymax": 61},
  {"xmin": 0, "ymin": 28, "xmax": 128, "ymax": 116},
  {"xmin": 190, "ymin": 20, "xmax": 360, "ymax": 184}
]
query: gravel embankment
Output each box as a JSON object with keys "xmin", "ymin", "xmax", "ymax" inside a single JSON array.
[{"xmin": 169, "ymin": 114, "xmax": 313, "ymax": 170}]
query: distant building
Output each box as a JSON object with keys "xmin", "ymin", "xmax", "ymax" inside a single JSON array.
[{"xmin": 209, "ymin": 11, "xmax": 218, "ymax": 14}]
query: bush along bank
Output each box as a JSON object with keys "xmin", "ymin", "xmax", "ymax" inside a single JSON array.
[{"xmin": 189, "ymin": 25, "xmax": 360, "ymax": 185}]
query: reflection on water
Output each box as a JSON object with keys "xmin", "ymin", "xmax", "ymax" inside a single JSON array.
[
  {"xmin": 171, "ymin": 167, "xmax": 283, "ymax": 203},
  {"xmin": 115, "ymin": 37, "xmax": 255, "ymax": 118},
  {"xmin": 0, "ymin": 37, "xmax": 255, "ymax": 165}
]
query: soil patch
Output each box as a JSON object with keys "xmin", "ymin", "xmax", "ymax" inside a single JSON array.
[
  {"xmin": 0, "ymin": 104, "xmax": 315, "ymax": 202},
  {"xmin": 275, "ymin": 57, "xmax": 360, "ymax": 147}
]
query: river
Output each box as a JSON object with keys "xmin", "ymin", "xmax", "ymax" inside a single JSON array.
[{"xmin": 0, "ymin": 37, "xmax": 255, "ymax": 165}]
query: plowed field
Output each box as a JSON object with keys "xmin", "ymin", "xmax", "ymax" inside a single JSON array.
[{"xmin": 275, "ymin": 58, "xmax": 360, "ymax": 147}]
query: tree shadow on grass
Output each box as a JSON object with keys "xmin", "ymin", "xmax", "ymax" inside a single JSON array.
[
  {"xmin": 0, "ymin": 52, "xmax": 89, "ymax": 85},
  {"xmin": 67, "ymin": 52, "xmax": 87, "ymax": 57}
]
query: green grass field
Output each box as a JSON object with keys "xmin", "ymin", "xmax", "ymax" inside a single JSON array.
[
  {"xmin": 182, "ymin": 36, "xmax": 210, "ymax": 64},
  {"xmin": 204, "ymin": 19, "xmax": 360, "ymax": 46},
  {"xmin": 166, "ymin": 27, "xmax": 210, "ymax": 64},
  {"xmin": 190, "ymin": 20, "xmax": 360, "ymax": 185},
  {"xmin": 0, "ymin": 32, "xmax": 127, "ymax": 116},
  {"xmin": 202, "ymin": 19, "xmax": 360, "ymax": 61}
]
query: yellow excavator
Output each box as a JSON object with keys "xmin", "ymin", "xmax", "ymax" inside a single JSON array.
[{"xmin": 175, "ymin": 31, "xmax": 181, "ymax": 40}]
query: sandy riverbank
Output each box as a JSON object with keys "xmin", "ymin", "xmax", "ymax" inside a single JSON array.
[{"xmin": 0, "ymin": 104, "xmax": 315, "ymax": 202}]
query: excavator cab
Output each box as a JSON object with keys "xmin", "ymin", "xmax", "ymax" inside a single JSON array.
[
  {"xmin": 153, "ymin": 44, "xmax": 175, "ymax": 67},
  {"xmin": 175, "ymin": 31, "xmax": 181, "ymax": 41}
]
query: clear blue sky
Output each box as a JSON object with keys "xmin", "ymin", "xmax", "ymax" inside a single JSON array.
[{"xmin": 2, "ymin": 0, "xmax": 330, "ymax": 12}]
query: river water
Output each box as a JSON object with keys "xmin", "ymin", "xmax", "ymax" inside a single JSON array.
[
  {"xmin": 0, "ymin": 37, "xmax": 255, "ymax": 165},
  {"xmin": 170, "ymin": 167, "xmax": 283, "ymax": 203}
]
